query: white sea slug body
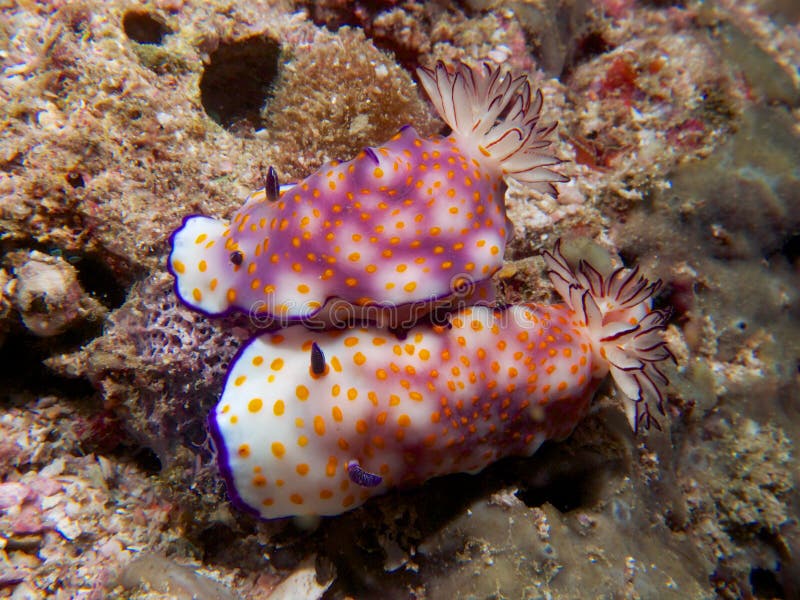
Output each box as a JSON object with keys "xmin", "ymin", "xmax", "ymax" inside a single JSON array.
[
  {"xmin": 168, "ymin": 61, "xmax": 565, "ymax": 327},
  {"xmin": 209, "ymin": 243, "xmax": 673, "ymax": 519}
]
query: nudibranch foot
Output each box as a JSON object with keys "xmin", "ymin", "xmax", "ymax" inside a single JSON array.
[{"xmin": 209, "ymin": 242, "xmax": 672, "ymax": 519}]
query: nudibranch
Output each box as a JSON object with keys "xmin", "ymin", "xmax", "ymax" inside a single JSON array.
[
  {"xmin": 209, "ymin": 243, "xmax": 673, "ymax": 519},
  {"xmin": 169, "ymin": 61, "xmax": 565, "ymax": 327}
]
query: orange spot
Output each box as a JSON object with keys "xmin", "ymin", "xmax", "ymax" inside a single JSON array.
[
  {"xmin": 326, "ymin": 457, "xmax": 338, "ymax": 477},
  {"xmin": 296, "ymin": 385, "xmax": 309, "ymax": 401},
  {"xmin": 296, "ymin": 464, "xmax": 310, "ymax": 476},
  {"xmin": 238, "ymin": 444, "xmax": 250, "ymax": 458},
  {"xmin": 353, "ymin": 352, "xmax": 366, "ymax": 366},
  {"xmin": 248, "ymin": 398, "xmax": 263, "ymax": 413},
  {"xmin": 273, "ymin": 400, "xmax": 285, "ymax": 416},
  {"xmin": 290, "ymin": 493, "xmax": 304, "ymax": 505},
  {"xmin": 332, "ymin": 406, "xmax": 343, "ymax": 422},
  {"xmin": 314, "ymin": 415, "xmax": 326, "ymax": 435},
  {"xmin": 271, "ymin": 442, "xmax": 285, "ymax": 458}
]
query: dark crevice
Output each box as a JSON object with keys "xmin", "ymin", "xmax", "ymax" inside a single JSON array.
[
  {"xmin": 563, "ymin": 30, "xmax": 613, "ymax": 78},
  {"xmin": 750, "ymin": 566, "xmax": 785, "ymax": 598},
  {"xmin": 199, "ymin": 35, "xmax": 281, "ymax": 130},
  {"xmin": 122, "ymin": 10, "xmax": 173, "ymax": 45},
  {"xmin": 640, "ymin": 0, "xmax": 685, "ymax": 7},
  {"xmin": 515, "ymin": 462, "xmax": 607, "ymax": 512},
  {"xmin": 779, "ymin": 232, "xmax": 800, "ymax": 266},
  {"xmin": 132, "ymin": 446, "xmax": 162, "ymax": 473},
  {"xmin": 514, "ymin": 442, "xmax": 623, "ymax": 513},
  {"xmin": 0, "ymin": 330, "xmax": 96, "ymax": 399},
  {"xmin": 65, "ymin": 170, "xmax": 85, "ymax": 188},
  {"xmin": 68, "ymin": 251, "xmax": 127, "ymax": 309}
]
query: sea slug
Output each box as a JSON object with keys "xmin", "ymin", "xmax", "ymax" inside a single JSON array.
[
  {"xmin": 168, "ymin": 61, "xmax": 565, "ymax": 328},
  {"xmin": 208, "ymin": 243, "xmax": 673, "ymax": 518}
]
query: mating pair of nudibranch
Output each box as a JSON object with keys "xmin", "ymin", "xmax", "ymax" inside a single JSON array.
[{"xmin": 168, "ymin": 61, "xmax": 673, "ymax": 519}]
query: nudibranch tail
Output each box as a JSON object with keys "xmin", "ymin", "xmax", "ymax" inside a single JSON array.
[
  {"xmin": 416, "ymin": 60, "xmax": 567, "ymax": 195},
  {"xmin": 169, "ymin": 215, "xmax": 234, "ymax": 316},
  {"xmin": 542, "ymin": 241, "xmax": 674, "ymax": 433}
]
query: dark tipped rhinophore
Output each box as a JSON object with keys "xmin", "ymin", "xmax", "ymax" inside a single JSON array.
[
  {"xmin": 363, "ymin": 147, "xmax": 380, "ymax": 165},
  {"xmin": 229, "ymin": 250, "xmax": 244, "ymax": 266},
  {"xmin": 310, "ymin": 342, "xmax": 326, "ymax": 375},
  {"xmin": 266, "ymin": 166, "xmax": 280, "ymax": 202},
  {"xmin": 346, "ymin": 460, "xmax": 382, "ymax": 488}
]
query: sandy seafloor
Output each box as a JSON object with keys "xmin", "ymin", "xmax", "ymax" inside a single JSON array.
[{"xmin": 0, "ymin": 0, "xmax": 799, "ymax": 598}]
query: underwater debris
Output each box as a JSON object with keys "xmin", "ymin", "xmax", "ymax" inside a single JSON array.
[{"xmin": 7, "ymin": 250, "xmax": 107, "ymax": 338}]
